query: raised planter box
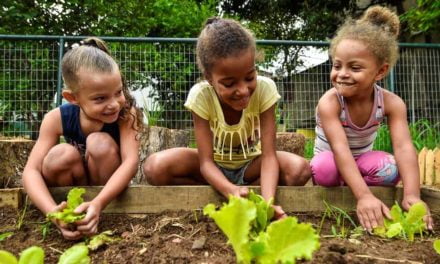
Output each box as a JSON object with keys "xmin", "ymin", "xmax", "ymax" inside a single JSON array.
[{"xmin": 2, "ymin": 186, "xmax": 439, "ymax": 213}]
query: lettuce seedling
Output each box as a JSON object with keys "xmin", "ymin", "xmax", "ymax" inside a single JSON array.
[
  {"xmin": 87, "ymin": 230, "xmax": 120, "ymax": 251},
  {"xmin": 204, "ymin": 191, "xmax": 320, "ymax": 264},
  {"xmin": 0, "ymin": 246, "xmax": 44, "ymax": 264},
  {"xmin": 47, "ymin": 188, "xmax": 86, "ymax": 223},
  {"xmin": 58, "ymin": 244, "xmax": 90, "ymax": 264},
  {"xmin": 373, "ymin": 201, "xmax": 427, "ymax": 241}
]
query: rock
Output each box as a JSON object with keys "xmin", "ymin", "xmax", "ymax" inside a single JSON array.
[{"xmin": 276, "ymin": 132, "xmax": 306, "ymax": 157}]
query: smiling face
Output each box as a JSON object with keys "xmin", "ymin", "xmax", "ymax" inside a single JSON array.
[
  {"xmin": 207, "ymin": 49, "xmax": 257, "ymax": 112},
  {"xmin": 330, "ymin": 39, "xmax": 388, "ymax": 98},
  {"xmin": 64, "ymin": 69, "xmax": 126, "ymax": 125}
]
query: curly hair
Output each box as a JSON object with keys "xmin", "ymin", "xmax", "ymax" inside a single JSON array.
[
  {"xmin": 329, "ymin": 5, "xmax": 400, "ymax": 70},
  {"xmin": 196, "ymin": 17, "xmax": 257, "ymax": 78},
  {"xmin": 62, "ymin": 37, "xmax": 143, "ymax": 131}
]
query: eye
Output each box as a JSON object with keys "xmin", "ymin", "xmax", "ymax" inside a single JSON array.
[
  {"xmin": 351, "ymin": 65, "xmax": 362, "ymax": 71},
  {"xmin": 221, "ymin": 82, "xmax": 234, "ymax": 88},
  {"xmin": 332, "ymin": 64, "xmax": 341, "ymax": 70},
  {"xmin": 116, "ymin": 90, "xmax": 123, "ymax": 96},
  {"xmin": 93, "ymin": 96, "xmax": 105, "ymax": 102},
  {"xmin": 245, "ymin": 76, "xmax": 255, "ymax": 82}
]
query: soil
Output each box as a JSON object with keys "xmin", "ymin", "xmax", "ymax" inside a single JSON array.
[{"xmin": 1, "ymin": 206, "xmax": 439, "ymax": 264}]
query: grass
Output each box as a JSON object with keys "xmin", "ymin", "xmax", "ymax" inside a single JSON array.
[{"xmin": 318, "ymin": 200, "xmax": 362, "ymax": 238}]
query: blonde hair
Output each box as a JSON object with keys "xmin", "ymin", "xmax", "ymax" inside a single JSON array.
[
  {"xmin": 62, "ymin": 37, "xmax": 119, "ymax": 93},
  {"xmin": 330, "ymin": 5, "xmax": 400, "ymax": 70},
  {"xmin": 62, "ymin": 37, "xmax": 142, "ymax": 130},
  {"xmin": 196, "ymin": 17, "xmax": 257, "ymax": 78}
]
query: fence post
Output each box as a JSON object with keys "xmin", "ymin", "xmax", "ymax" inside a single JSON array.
[
  {"xmin": 388, "ymin": 67, "xmax": 395, "ymax": 93},
  {"xmin": 56, "ymin": 37, "xmax": 65, "ymax": 107}
]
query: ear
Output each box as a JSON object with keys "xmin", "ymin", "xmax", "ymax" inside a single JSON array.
[
  {"xmin": 62, "ymin": 90, "xmax": 79, "ymax": 104},
  {"xmin": 375, "ymin": 63, "xmax": 389, "ymax": 81}
]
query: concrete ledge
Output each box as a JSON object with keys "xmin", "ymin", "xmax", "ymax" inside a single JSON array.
[{"xmin": 2, "ymin": 186, "xmax": 439, "ymax": 213}]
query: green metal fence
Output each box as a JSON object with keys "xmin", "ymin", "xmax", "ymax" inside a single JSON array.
[{"xmin": 1, "ymin": 35, "xmax": 439, "ymax": 149}]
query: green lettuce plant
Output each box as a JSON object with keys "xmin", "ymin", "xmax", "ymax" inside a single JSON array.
[
  {"xmin": 47, "ymin": 188, "xmax": 86, "ymax": 223},
  {"xmin": 0, "ymin": 246, "xmax": 44, "ymax": 264},
  {"xmin": 203, "ymin": 190, "xmax": 320, "ymax": 264},
  {"xmin": 373, "ymin": 201, "xmax": 427, "ymax": 241},
  {"xmin": 434, "ymin": 239, "xmax": 440, "ymax": 255}
]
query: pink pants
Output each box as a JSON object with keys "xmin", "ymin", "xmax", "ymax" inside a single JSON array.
[{"xmin": 310, "ymin": 151, "xmax": 400, "ymax": 186}]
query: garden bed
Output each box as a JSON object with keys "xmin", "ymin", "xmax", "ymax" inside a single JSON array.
[{"xmin": 1, "ymin": 186, "xmax": 440, "ymax": 263}]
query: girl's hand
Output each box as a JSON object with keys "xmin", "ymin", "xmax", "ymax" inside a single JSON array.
[
  {"xmin": 402, "ymin": 195, "xmax": 433, "ymax": 230},
  {"xmin": 50, "ymin": 201, "xmax": 83, "ymax": 240},
  {"xmin": 357, "ymin": 194, "xmax": 391, "ymax": 233},
  {"xmin": 272, "ymin": 204, "xmax": 287, "ymax": 220},
  {"xmin": 74, "ymin": 201, "xmax": 102, "ymax": 236},
  {"xmin": 230, "ymin": 186, "xmax": 249, "ymax": 198}
]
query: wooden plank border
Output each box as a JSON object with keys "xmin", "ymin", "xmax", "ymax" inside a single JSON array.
[
  {"xmin": 49, "ymin": 185, "xmax": 406, "ymax": 213},
  {"xmin": 1, "ymin": 186, "xmax": 438, "ymax": 213}
]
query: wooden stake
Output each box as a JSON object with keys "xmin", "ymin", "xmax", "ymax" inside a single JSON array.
[
  {"xmin": 425, "ymin": 149, "xmax": 435, "ymax": 185},
  {"xmin": 418, "ymin": 147, "xmax": 427, "ymax": 185}
]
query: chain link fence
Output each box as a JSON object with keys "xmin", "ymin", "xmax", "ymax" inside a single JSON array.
[{"xmin": 1, "ymin": 36, "xmax": 439, "ymax": 150}]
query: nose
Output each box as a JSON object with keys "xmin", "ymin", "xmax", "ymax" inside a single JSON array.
[
  {"xmin": 108, "ymin": 98, "xmax": 120, "ymax": 110},
  {"xmin": 235, "ymin": 81, "xmax": 250, "ymax": 96},
  {"xmin": 338, "ymin": 67, "xmax": 349, "ymax": 78}
]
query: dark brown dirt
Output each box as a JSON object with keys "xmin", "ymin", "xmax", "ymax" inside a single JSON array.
[{"xmin": 1, "ymin": 206, "xmax": 440, "ymax": 264}]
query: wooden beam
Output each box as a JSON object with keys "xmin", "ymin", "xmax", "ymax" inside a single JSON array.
[{"xmin": 48, "ymin": 186, "xmax": 407, "ymax": 213}]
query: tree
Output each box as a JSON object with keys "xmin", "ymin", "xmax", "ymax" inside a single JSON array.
[
  {"xmin": 0, "ymin": 0, "xmax": 218, "ymax": 136},
  {"xmin": 400, "ymin": 0, "xmax": 440, "ymax": 42}
]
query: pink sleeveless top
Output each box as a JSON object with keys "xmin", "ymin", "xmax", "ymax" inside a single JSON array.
[{"xmin": 314, "ymin": 84, "xmax": 385, "ymax": 157}]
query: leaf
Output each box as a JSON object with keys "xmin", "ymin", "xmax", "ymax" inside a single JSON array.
[
  {"xmin": 47, "ymin": 188, "xmax": 86, "ymax": 223},
  {"xmin": 0, "ymin": 232, "xmax": 14, "ymax": 241},
  {"xmin": 67, "ymin": 188, "xmax": 86, "ymax": 209},
  {"xmin": 0, "ymin": 250, "xmax": 18, "ymax": 264},
  {"xmin": 256, "ymin": 217, "xmax": 320, "ymax": 264},
  {"xmin": 203, "ymin": 196, "xmax": 256, "ymax": 263},
  {"xmin": 87, "ymin": 230, "xmax": 120, "ymax": 251},
  {"xmin": 386, "ymin": 223, "xmax": 403, "ymax": 238},
  {"xmin": 18, "ymin": 246, "xmax": 44, "ymax": 264},
  {"xmin": 434, "ymin": 239, "xmax": 440, "ymax": 255},
  {"xmin": 58, "ymin": 244, "xmax": 90, "ymax": 264},
  {"xmin": 390, "ymin": 203, "xmax": 404, "ymax": 222},
  {"xmin": 405, "ymin": 202, "xmax": 427, "ymax": 225},
  {"xmin": 248, "ymin": 191, "xmax": 274, "ymax": 234}
]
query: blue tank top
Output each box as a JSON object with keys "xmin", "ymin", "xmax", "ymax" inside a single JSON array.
[{"xmin": 60, "ymin": 104, "xmax": 120, "ymax": 155}]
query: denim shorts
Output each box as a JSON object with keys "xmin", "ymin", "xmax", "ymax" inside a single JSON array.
[{"xmin": 216, "ymin": 161, "xmax": 252, "ymax": 185}]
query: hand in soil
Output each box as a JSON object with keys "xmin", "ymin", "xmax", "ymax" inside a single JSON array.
[
  {"xmin": 356, "ymin": 194, "xmax": 391, "ymax": 233},
  {"xmin": 272, "ymin": 204, "xmax": 287, "ymax": 220},
  {"xmin": 402, "ymin": 195, "xmax": 434, "ymax": 231},
  {"xmin": 74, "ymin": 201, "xmax": 102, "ymax": 236},
  {"xmin": 51, "ymin": 201, "xmax": 83, "ymax": 240}
]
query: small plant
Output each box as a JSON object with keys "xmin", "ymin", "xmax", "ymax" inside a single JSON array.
[
  {"xmin": 40, "ymin": 221, "xmax": 52, "ymax": 241},
  {"xmin": 318, "ymin": 201, "xmax": 362, "ymax": 238},
  {"xmin": 0, "ymin": 246, "xmax": 44, "ymax": 264},
  {"xmin": 58, "ymin": 244, "xmax": 90, "ymax": 264},
  {"xmin": 0, "ymin": 232, "xmax": 13, "ymax": 242},
  {"xmin": 142, "ymin": 97, "xmax": 163, "ymax": 126},
  {"xmin": 203, "ymin": 190, "xmax": 320, "ymax": 264},
  {"xmin": 373, "ymin": 201, "xmax": 427, "ymax": 241},
  {"xmin": 47, "ymin": 188, "xmax": 86, "ymax": 224}
]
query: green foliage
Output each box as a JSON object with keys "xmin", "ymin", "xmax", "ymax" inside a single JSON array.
[
  {"xmin": 58, "ymin": 244, "xmax": 90, "ymax": 264},
  {"xmin": 0, "ymin": 231, "xmax": 13, "ymax": 241},
  {"xmin": 0, "ymin": 246, "xmax": 44, "ymax": 264},
  {"xmin": 373, "ymin": 123, "xmax": 393, "ymax": 153},
  {"xmin": 87, "ymin": 231, "xmax": 120, "ymax": 251},
  {"xmin": 400, "ymin": 0, "xmax": 440, "ymax": 35},
  {"xmin": 434, "ymin": 239, "xmax": 440, "ymax": 255},
  {"xmin": 203, "ymin": 190, "xmax": 320, "ymax": 264},
  {"xmin": 47, "ymin": 188, "xmax": 86, "ymax": 224},
  {"xmin": 319, "ymin": 201, "xmax": 362, "ymax": 239},
  {"xmin": 373, "ymin": 202, "xmax": 427, "ymax": 241},
  {"xmin": 304, "ymin": 139, "xmax": 315, "ymax": 160}
]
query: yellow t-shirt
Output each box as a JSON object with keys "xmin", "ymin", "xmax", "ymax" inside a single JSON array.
[{"xmin": 184, "ymin": 76, "xmax": 281, "ymax": 169}]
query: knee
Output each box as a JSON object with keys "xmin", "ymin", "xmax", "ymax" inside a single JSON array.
[
  {"xmin": 284, "ymin": 158, "xmax": 312, "ymax": 186},
  {"xmin": 310, "ymin": 152, "xmax": 340, "ymax": 186},
  {"xmin": 43, "ymin": 144, "xmax": 82, "ymax": 170},
  {"xmin": 143, "ymin": 153, "xmax": 169, "ymax": 185},
  {"xmin": 86, "ymin": 133, "xmax": 119, "ymax": 159}
]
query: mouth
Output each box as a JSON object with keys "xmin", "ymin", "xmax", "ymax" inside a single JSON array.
[{"xmin": 336, "ymin": 82, "xmax": 355, "ymax": 87}]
